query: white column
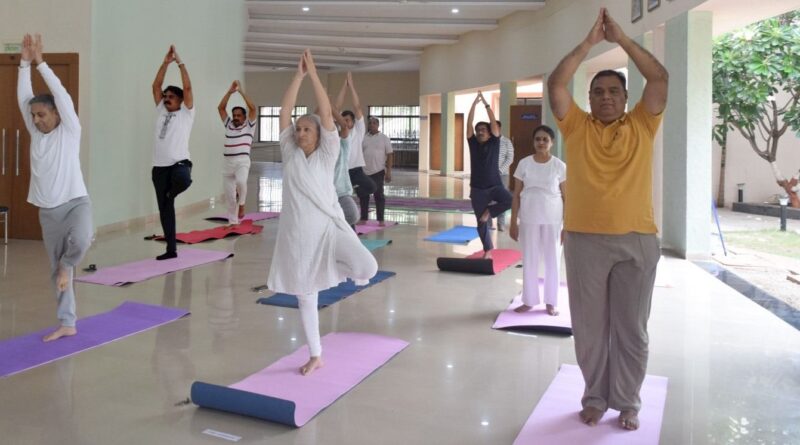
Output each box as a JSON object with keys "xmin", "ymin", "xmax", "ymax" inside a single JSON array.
[
  {"xmin": 499, "ymin": 81, "xmax": 517, "ymax": 138},
  {"xmin": 440, "ymin": 91, "xmax": 456, "ymax": 176}
]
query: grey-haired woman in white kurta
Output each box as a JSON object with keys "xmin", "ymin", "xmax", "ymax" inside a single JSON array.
[{"xmin": 267, "ymin": 50, "xmax": 377, "ymax": 376}]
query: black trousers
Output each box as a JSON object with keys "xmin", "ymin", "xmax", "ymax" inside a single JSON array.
[
  {"xmin": 152, "ymin": 160, "xmax": 193, "ymax": 254},
  {"xmin": 359, "ymin": 170, "xmax": 386, "ymax": 221},
  {"xmin": 349, "ymin": 167, "xmax": 377, "ymax": 197},
  {"xmin": 470, "ymin": 185, "xmax": 512, "ymax": 252}
]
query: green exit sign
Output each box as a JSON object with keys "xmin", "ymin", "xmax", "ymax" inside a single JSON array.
[{"xmin": 3, "ymin": 43, "xmax": 21, "ymax": 53}]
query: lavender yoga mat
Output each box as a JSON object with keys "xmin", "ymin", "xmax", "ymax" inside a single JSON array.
[
  {"xmin": 493, "ymin": 287, "xmax": 572, "ymax": 335},
  {"xmin": 355, "ymin": 220, "xmax": 397, "ymax": 235},
  {"xmin": 76, "ymin": 248, "xmax": 234, "ymax": 287},
  {"xmin": 191, "ymin": 332, "xmax": 409, "ymax": 427},
  {"xmin": 0, "ymin": 301, "xmax": 189, "ymax": 378},
  {"xmin": 384, "ymin": 197, "xmax": 473, "ymax": 213},
  {"xmin": 514, "ymin": 364, "xmax": 668, "ymax": 445},
  {"xmin": 205, "ymin": 212, "xmax": 279, "ymax": 223}
]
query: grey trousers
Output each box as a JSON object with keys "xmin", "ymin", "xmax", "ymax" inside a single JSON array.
[
  {"xmin": 338, "ymin": 195, "xmax": 360, "ymax": 226},
  {"xmin": 39, "ymin": 196, "xmax": 93, "ymax": 327},
  {"xmin": 564, "ymin": 231, "xmax": 660, "ymax": 412}
]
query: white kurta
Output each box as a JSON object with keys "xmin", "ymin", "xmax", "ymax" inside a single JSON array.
[{"xmin": 268, "ymin": 124, "xmax": 374, "ymax": 295}]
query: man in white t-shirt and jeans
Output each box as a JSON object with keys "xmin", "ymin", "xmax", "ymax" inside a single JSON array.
[
  {"xmin": 360, "ymin": 117, "xmax": 394, "ymax": 225},
  {"xmin": 217, "ymin": 80, "xmax": 256, "ymax": 225},
  {"xmin": 335, "ymin": 72, "xmax": 376, "ymax": 223},
  {"xmin": 151, "ymin": 45, "xmax": 195, "ymax": 260}
]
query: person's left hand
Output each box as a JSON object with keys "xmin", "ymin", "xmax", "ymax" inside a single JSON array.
[
  {"xmin": 385, "ymin": 171, "xmax": 392, "ymax": 183},
  {"xmin": 32, "ymin": 33, "xmax": 44, "ymax": 64},
  {"xmin": 603, "ymin": 10, "xmax": 626, "ymax": 43}
]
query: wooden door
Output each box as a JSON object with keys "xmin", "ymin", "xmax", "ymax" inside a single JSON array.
[
  {"xmin": 1, "ymin": 53, "xmax": 79, "ymax": 240},
  {"xmin": 429, "ymin": 113, "xmax": 464, "ymax": 171},
  {"xmin": 508, "ymin": 105, "xmax": 542, "ymax": 182},
  {"xmin": 0, "ymin": 62, "xmax": 17, "ymax": 216}
]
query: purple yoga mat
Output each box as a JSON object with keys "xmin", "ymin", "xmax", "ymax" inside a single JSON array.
[
  {"xmin": 0, "ymin": 301, "xmax": 189, "ymax": 378},
  {"xmin": 206, "ymin": 212, "xmax": 279, "ymax": 223},
  {"xmin": 384, "ymin": 197, "xmax": 473, "ymax": 212},
  {"xmin": 200, "ymin": 332, "xmax": 408, "ymax": 426},
  {"xmin": 75, "ymin": 248, "xmax": 233, "ymax": 286},
  {"xmin": 355, "ymin": 220, "xmax": 397, "ymax": 235},
  {"xmin": 493, "ymin": 287, "xmax": 572, "ymax": 334},
  {"xmin": 514, "ymin": 364, "xmax": 668, "ymax": 445}
]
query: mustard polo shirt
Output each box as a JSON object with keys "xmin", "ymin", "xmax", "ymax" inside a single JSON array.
[{"xmin": 556, "ymin": 100, "xmax": 663, "ymax": 234}]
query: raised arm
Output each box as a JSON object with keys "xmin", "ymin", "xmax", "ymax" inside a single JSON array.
[
  {"xmin": 17, "ymin": 34, "xmax": 35, "ymax": 131},
  {"xmin": 32, "ymin": 35, "xmax": 79, "ymax": 132},
  {"xmin": 331, "ymin": 102, "xmax": 350, "ymax": 139},
  {"xmin": 305, "ymin": 50, "xmax": 334, "ymax": 132},
  {"xmin": 547, "ymin": 10, "xmax": 605, "ymax": 120},
  {"xmin": 466, "ymin": 94, "xmax": 481, "ymax": 139},
  {"xmin": 173, "ymin": 47, "xmax": 193, "ymax": 109},
  {"xmin": 347, "ymin": 72, "xmax": 364, "ymax": 120},
  {"xmin": 153, "ymin": 46, "xmax": 176, "ymax": 106},
  {"xmin": 481, "ymin": 93, "xmax": 500, "ymax": 137},
  {"xmin": 218, "ymin": 81, "xmax": 237, "ymax": 122},
  {"xmin": 604, "ymin": 11, "xmax": 668, "ymax": 115},
  {"xmin": 335, "ymin": 75, "xmax": 348, "ymax": 111},
  {"xmin": 279, "ymin": 54, "xmax": 306, "ymax": 132},
  {"xmin": 238, "ymin": 81, "xmax": 258, "ymax": 121}
]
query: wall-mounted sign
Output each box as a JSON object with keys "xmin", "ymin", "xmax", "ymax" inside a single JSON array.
[
  {"xmin": 3, "ymin": 43, "xmax": 22, "ymax": 53},
  {"xmin": 521, "ymin": 113, "xmax": 539, "ymax": 121}
]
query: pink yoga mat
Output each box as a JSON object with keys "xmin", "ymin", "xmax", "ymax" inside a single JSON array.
[
  {"xmin": 514, "ymin": 364, "xmax": 668, "ymax": 445},
  {"xmin": 206, "ymin": 212, "xmax": 279, "ymax": 223},
  {"xmin": 355, "ymin": 220, "xmax": 397, "ymax": 235},
  {"xmin": 493, "ymin": 290, "xmax": 572, "ymax": 334},
  {"xmin": 466, "ymin": 249, "xmax": 521, "ymax": 273},
  {"xmin": 154, "ymin": 219, "xmax": 262, "ymax": 244},
  {"xmin": 192, "ymin": 332, "xmax": 408, "ymax": 426},
  {"xmin": 76, "ymin": 248, "xmax": 233, "ymax": 286}
]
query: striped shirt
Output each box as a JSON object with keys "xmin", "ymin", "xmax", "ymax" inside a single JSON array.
[
  {"xmin": 223, "ymin": 117, "xmax": 256, "ymax": 156},
  {"xmin": 498, "ymin": 135, "xmax": 514, "ymax": 175}
]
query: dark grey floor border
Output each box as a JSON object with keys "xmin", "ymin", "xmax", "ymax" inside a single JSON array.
[{"xmin": 693, "ymin": 261, "xmax": 800, "ymax": 331}]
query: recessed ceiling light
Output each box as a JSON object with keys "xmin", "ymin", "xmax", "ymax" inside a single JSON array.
[
  {"xmin": 451, "ymin": 8, "xmax": 459, "ymax": 14},
  {"xmin": 302, "ymin": 6, "xmax": 310, "ymax": 12}
]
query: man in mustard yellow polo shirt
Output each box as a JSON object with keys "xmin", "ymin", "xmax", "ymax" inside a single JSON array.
[{"xmin": 548, "ymin": 8, "xmax": 668, "ymax": 431}]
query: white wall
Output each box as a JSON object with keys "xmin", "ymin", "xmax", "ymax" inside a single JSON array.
[{"xmin": 89, "ymin": 0, "xmax": 245, "ymax": 227}]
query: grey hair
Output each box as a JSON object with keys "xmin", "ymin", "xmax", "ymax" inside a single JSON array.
[
  {"xmin": 295, "ymin": 113, "xmax": 323, "ymax": 147},
  {"xmin": 29, "ymin": 94, "xmax": 56, "ymax": 110}
]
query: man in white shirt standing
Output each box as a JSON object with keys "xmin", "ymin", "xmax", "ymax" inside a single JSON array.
[
  {"xmin": 217, "ymin": 80, "xmax": 256, "ymax": 225},
  {"xmin": 336, "ymin": 72, "xmax": 376, "ymax": 222},
  {"xmin": 495, "ymin": 120, "xmax": 514, "ymax": 231},
  {"xmin": 17, "ymin": 34, "xmax": 93, "ymax": 342},
  {"xmin": 360, "ymin": 116, "xmax": 394, "ymax": 225},
  {"xmin": 151, "ymin": 45, "xmax": 194, "ymax": 260}
]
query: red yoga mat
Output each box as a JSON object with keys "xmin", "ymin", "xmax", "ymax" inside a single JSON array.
[{"xmin": 154, "ymin": 219, "xmax": 263, "ymax": 244}]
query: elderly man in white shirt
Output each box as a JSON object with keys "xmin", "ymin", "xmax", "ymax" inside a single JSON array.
[
  {"xmin": 359, "ymin": 116, "xmax": 394, "ymax": 224},
  {"xmin": 17, "ymin": 34, "xmax": 93, "ymax": 342}
]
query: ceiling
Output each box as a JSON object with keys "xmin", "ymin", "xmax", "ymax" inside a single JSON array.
[{"xmin": 244, "ymin": 0, "xmax": 546, "ymax": 73}]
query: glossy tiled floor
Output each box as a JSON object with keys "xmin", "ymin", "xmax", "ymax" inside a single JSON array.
[{"xmin": 1, "ymin": 164, "xmax": 798, "ymax": 445}]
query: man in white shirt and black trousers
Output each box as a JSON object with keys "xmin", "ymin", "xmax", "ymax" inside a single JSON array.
[
  {"xmin": 17, "ymin": 34, "xmax": 93, "ymax": 342},
  {"xmin": 151, "ymin": 45, "xmax": 194, "ymax": 260}
]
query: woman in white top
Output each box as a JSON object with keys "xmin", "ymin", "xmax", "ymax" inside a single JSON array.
[
  {"xmin": 267, "ymin": 50, "xmax": 377, "ymax": 375},
  {"xmin": 509, "ymin": 125, "xmax": 566, "ymax": 315}
]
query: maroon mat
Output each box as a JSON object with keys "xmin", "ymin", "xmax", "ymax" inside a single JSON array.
[{"xmin": 154, "ymin": 219, "xmax": 263, "ymax": 244}]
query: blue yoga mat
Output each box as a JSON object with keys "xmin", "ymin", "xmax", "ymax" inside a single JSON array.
[
  {"xmin": 361, "ymin": 239, "xmax": 392, "ymax": 251},
  {"xmin": 424, "ymin": 225, "xmax": 479, "ymax": 244},
  {"xmin": 257, "ymin": 271, "xmax": 396, "ymax": 309}
]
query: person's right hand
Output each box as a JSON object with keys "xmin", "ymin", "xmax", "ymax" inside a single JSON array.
[
  {"xmin": 304, "ymin": 49, "xmax": 319, "ymax": 78},
  {"xmin": 229, "ymin": 80, "xmax": 239, "ymax": 93},
  {"xmin": 163, "ymin": 45, "xmax": 176, "ymax": 65},
  {"xmin": 296, "ymin": 52, "xmax": 308, "ymax": 78},
  {"xmin": 346, "ymin": 71, "xmax": 353, "ymax": 86},
  {"xmin": 585, "ymin": 8, "xmax": 606, "ymax": 45},
  {"xmin": 509, "ymin": 224, "xmax": 519, "ymax": 242},
  {"xmin": 21, "ymin": 34, "xmax": 34, "ymax": 62}
]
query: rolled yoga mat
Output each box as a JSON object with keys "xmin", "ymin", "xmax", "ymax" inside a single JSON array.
[
  {"xmin": 355, "ymin": 220, "xmax": 397, "ymax": 235},
  {"xmin": 76, "ymin": 248, "xmax": 234, "ymax": 287},
  {"xmin": 492, "ymin": 288, "xmax": 572, "ymax": 335},
  {"xmin": 257, "ymin": 271, "xmax": 396, "ymax": 309},
  {"xmin": 424, "ymin": 225, "xmax": 479, "ymax": 244},
  {"xmin": 0, "ymin": 301, "xmax": 189, "ymax": 378},
  {"xmin": 437, "ymin": 249, "xmax": 522, "ymax": 275},
  {"xmin": 360, "ymin": 238, "xmax": 393, "ymax": 251},
  {"xmin": 191, "ymin": 332, "xmax": 409, "ymax": 427},
  {"xmin": 513, "ymin": 364, "xmax": 668, "ymax": 445},
  {"xmin": 154, "ymin": 219, "xmax": 262, "ymax": 244},
  {"xmin": 205, "ymin": 212, "xmax": 279, "ymax": 223}
]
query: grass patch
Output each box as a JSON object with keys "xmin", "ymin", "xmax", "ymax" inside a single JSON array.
[{"xmin": 723, "ymin": 229, "xmax": 800, "ymax": 260}]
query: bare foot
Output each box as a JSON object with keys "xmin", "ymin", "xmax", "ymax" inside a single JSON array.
[
  {"xmin": 43, "ymin": 326, "xmax": 77, "ymax": 342},
  {"xmin": 238, "ymin": 204, "xmax": 246, "ymax": 219},
  {"xmin": 56, "ymin": 266, "xmax": 70, "ymax": 292},
  {"xmin": 482, "ymin": 250, "xmax": 492, "ymax": 259},
  {"xmin": 579, "ymin": 406, "xmax": 605, "ymax": 426},
  {"xmin": 546, "ymin": 304, "xmax": 560, "ymax": 316},
  {"xmin": 514, "ymin": 304, "xmax": 533, "ymax": 313},
  {"xmin": 378, "ymin": 221, "xmax": 386, "ymax": 227},
  {"xmin": 619, "ymin": 410, "xmax": 639, "ymax": 431},
  {"xmin": 479, "ymin": 209, "xmax": 491, "ymax": 223},
  {"xmin": 299, "ymin": 356, "xmax": 324, "ymax": 376}
]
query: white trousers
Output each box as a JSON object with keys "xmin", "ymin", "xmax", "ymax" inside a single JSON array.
[
  {"xmin": 296, "ymin": 225, "xmax": 378, "ymax": 357},
  {"xmin": 520, "ymin": 223, "xmax": 561, "ymax": 307},
  {"xmin": 223, "ymin": 156, "xmax": 251, "ymax": 224}
]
